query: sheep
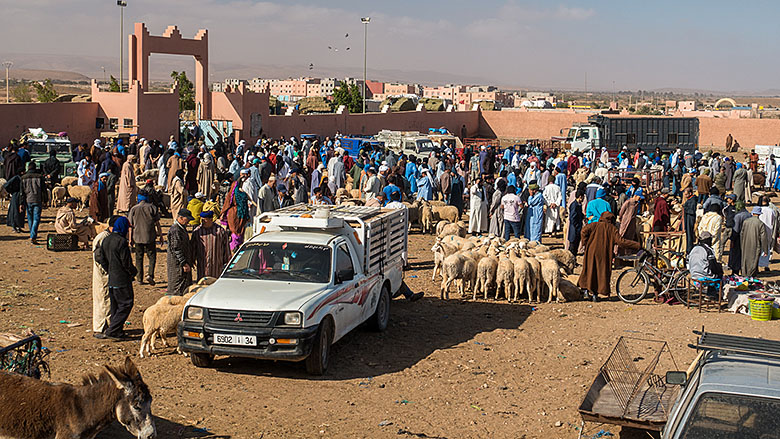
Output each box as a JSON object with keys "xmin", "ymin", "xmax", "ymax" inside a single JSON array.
[
  {"xmin": 558, "ymin": 278, "xmax": 582, "ymax": 302},
  {"xmin": 438, "ymin": 221, "xmax": 467, "ymax": 238},
  {"xmin": 155, "ymin": 276, "xmax": 217, "ymax": 305},
  {"xmin": 404, "ymin": 200, "xmax": 422, "ymax": 231},
  {"xmin": 507, "ymin": 248, "xmax": 531, "ymax": 302},
  {"xmin": 495, "ymin": 256, "xmax": 515, "ymax": 301},
  {"xmin": 137, "ymin": 168, "xmax": 159, "ymax": 181},
  {"xmin": 432, "ymin": 205, "xmax": 459, "ymax": 223},
  {"xmin": 67, "ymin": 185, "xmax": 92, "ymax": 210},
  {"xmin": 536, "ymin": 249, "xmax": 576, "ymax": 275},
  {"xmin": 438, "ymin": 234, "xmax": 473, "ymax": 249},
  {"xmin": 60, "ymin": 176, "xmax": 78, "ymax": 187},
  {"xmin": 334, "ymin": 187, "xmax": 350, "ymax": 200},
  {"xmin": 538, "ymin": 258, "xmax": 562, "ymax": 303},
  {"xmin": 428, "ymin": 200, "xmax": 446, "ymax": 207},
  {"xmin": 51, "ymin": 186, "xmax": 68, "ymax": 206},
  {"xmin": 435, "ymin": 220, "xmax": 451, "ymax": 236},
  {"xmin": 338, "ymin": 198, "xmax": 364, "ymax": 206},
  {"xmin": 525, "ymin": 257, "xmax": 542, "ymax": 302},
  {"xmin": 440, "ymin": 250, "xmax": 478, "ymax": 300},
  {"xmin": 0, "ymin": 178, "xmax": 7, "ymax": 210},
  {"xmin": 350, "ymin": 188, "xmax": 362, "ymax": 199},
  {"xmin": 431, "ymin": 239, "xmax": 466, "ymax": 280},
  {"xmin": 139, "ymin": 303, "xmax": 185, "ymax": 358},
  {"xmin": 420, "ymin": 203, "xmax": 434, "ymax": 234},
  {"xmin": 474, "ymin": 246, "xmax": 499, "ymax": 300}
]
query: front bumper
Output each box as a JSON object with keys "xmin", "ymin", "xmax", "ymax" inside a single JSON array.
[{"xmin": 177, "ymin": 321, "xmax": 319, "ymax": 362}]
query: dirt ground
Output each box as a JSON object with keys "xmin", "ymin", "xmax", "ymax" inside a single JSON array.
[{"xmin": 1, "ymin": 207, "xmax": 779, "ymax": 439}]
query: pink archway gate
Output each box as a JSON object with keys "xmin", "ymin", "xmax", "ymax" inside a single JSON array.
[{"xmin": 128, "ymin": 23, "xmax": 210, "ymax": 119}]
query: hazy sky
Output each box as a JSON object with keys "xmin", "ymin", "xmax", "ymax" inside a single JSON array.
[{"xmin": 1, "ymin": 0, "xmax": 777, "ymax": 91}]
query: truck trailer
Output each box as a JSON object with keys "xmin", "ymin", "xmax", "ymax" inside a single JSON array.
[{"xmin": 560, "ymin": 115, "xmax": 699, "ymax": 155}]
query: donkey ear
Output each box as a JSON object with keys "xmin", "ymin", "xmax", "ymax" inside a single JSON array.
[
  {"xmin": 105, "ymin": 366, "xmax": 131, "ymax": 392},
  {"xmin": 123, "ymin": 356, "xmax": 140, "ymax": 378}
]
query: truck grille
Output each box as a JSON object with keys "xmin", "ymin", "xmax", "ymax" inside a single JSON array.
[{"xmin": 207, "ymin": 309, "xmax": 275, "ymax": 327}]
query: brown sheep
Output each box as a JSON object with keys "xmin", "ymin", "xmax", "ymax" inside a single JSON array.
[
  {"xmin": 432, "ymin": 205, "xmax": 459, "ymax": 224},
  {"xmin": 438, "ymin": 221, "xmax": 467, "ymax": 238},
  {"xmin": 420, "ymin": 203, "xmax": 434, "ymax": 234},
  {"xmin": 60, "ymin": 176, "xmax": 78, "ymax": 187},
  {"xmin": 67, "ymin": 185, "xmax": 92, "ymax": 210}
]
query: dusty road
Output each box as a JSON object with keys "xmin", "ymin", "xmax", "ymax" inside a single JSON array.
[{"xmin": 0, "ymin": 208, "xmax": 777, "ymax": 439}]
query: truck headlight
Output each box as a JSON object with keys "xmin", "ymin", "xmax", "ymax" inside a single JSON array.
[
  {"xmin": 186, "ymin": 306, "xmax": 204, "ymax": 321},
  {"xmin": 283, "ymin": 312, "xmax": 302, "ymax": 326}
]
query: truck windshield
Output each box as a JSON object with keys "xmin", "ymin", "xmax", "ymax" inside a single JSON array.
[
  {"xmin": 566, "ymin": 128, "xmax": 577, "ymax": 141},
  {"xmin": 679, "ymin": 392, "xmax": 780, "ymax": 438},
  {"xmin": 417, "ymin": 140, "xmax": 434, "ymax": 151},
  {"xmin": 223, "ymin": 242, "xmax": 331, "ymax": 283}
]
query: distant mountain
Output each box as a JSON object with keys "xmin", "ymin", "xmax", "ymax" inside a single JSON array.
[
  {"xmin": 0, "ymin": 52, "xmax": 492, "ymax": 86},
  {"xmin": 5, "ymin": 68, "xmax": 90, "ymax": 82}
]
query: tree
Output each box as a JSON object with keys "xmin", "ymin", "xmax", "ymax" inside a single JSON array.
[
  {"xmin": 31, "ymin": 79, "xmax": 58, "ymax": 103},
  {"xmin": 171, "ymin": 70, "xmax": 195, "ymax": 112},
  {"xmin": 108, "ymin": 75, "xmax": 120, "ymax": 92},
  {"xmin": 332, "ymin": 81, "xmax": 363, "ymax": 113},
  {"xmin": 11, "ymin": 82, "xmax": 32, "ymax": 102}
]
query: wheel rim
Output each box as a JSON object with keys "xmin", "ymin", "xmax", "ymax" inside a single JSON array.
[
  {"xmin": 320, "ymin": 326, "xmax": 329, "ymax": 367},
  {"xmin": 378, "ymin": 290, "xmax": 389, "ymax": 326},
  {"xmin": 617, "ymin": 270, "xmax": 646, "ymax": 303}
]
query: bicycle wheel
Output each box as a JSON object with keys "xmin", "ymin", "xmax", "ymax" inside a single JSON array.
[
  {"xmin": 616, "ymin": 268, "xmax": 650, "ymax": 304},
  {"xmin": 671, "ymin": 270, "xmax": 692, "ymax": 306}
]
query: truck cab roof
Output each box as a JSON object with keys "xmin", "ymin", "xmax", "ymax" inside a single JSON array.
[
  {"xmin": 697, "ymin": 352, "xmax": 780, "ymax": 400},
  {"xmin": 246, "ymin": 230, "xmax": 339, "ymax": 247}
]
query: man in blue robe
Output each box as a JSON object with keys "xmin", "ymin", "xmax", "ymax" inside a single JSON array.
[
  {"xmin": 524, "ymin": 183, "xmax": 546, "ymax": 242},
  {"xmin": 585, "ymin": 188, "xmax": 611, "ymax": 224},
  {"xmin": 405, "ymin": 159, "xmax": 419, "ymax": 194}
]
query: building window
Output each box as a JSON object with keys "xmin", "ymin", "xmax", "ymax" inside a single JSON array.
[
  {"xmin": 95, "ymin": 117, "xmax": 105, "ymax": 129},
  {"xmin": 109, "ymin": 118, "xmax": 119, "ymax": 130},
  {"xmin": 123, "ymin": 118, "xmax": 134, "ymax": 129}
]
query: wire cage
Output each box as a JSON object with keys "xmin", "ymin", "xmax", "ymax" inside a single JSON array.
[{"xmin": 0, "ymin": 333, "xmax": 49, "ymax": 379}]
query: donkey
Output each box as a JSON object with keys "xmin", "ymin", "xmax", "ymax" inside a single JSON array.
[{"xmin": 0, "ymin": 356, "xmax": 156, "ymax": 439}]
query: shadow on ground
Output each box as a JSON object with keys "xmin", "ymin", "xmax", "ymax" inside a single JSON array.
[
  {"xmin": 213, "ymin": 297, "xmax": 532, "ymax": 380},
  {"xmin": 97, "ymin": 415, "xmax": 231, "ymax": 438}
]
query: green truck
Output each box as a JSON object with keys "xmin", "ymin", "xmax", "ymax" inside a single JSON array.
[{"xmin": 20, "ymin": 129, "xmax": 77, "ymax": 177}]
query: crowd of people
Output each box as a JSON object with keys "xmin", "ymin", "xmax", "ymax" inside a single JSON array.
[{"xmin": 3, "ymin": 130, "xmax": 779, "ymax": 335}]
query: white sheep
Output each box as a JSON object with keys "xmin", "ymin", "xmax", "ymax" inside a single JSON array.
[
  {"xmin": 52, "ymin": 186, "xmax": 68, "ymax": 206},
  {"xmin": 525, "ymin": 257, "xmax": 542, "ymax": 303},
  {"xmin": 538, "ymin": 258, "xmax": 562, "ymax": 303},
  {"xmin": 432, "ymin": 205, "xmax": 459, "ymax": 223},
  {"xmin": 495, "ymin": 256, "xmax": 515, "ymax": 301},
  {"xmin": 507, "ymin": 248, "xmax": 530, "ymax": 302},
  {"xmin": 438, "ymin": 220, "xmax": 467, "ymax": 238},
  {"xmin": 440, "ymin": 250, "xmax": 478, "ymax": 300},
  {"xmin": 139, "ymin": 303, "xmax": 185, "ymax": 358},
  {"xmin": 474, "ymin": 245, "xmax": 499, "ymax": 300}
]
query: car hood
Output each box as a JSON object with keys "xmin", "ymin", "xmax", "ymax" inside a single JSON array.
[{"xmin": 189, "ymin": 278, "xmax": 328, "ymax": 312}]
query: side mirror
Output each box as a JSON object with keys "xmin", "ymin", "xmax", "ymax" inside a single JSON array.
[
  {"xmin": 666, "ymin": 371, "xmax": 687, "ymax": 386},
  {"xmin": 336, "ymin": 268, "xmax": 354, "ymax": 284}
]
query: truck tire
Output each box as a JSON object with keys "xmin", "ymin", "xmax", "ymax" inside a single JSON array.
[
  {"xmin": 306, "ymin": 318, "xmax": 333, "ymax": 375},
  {"xmin": 190, "ymin": 352, "xmax": 213, "ymax": 368},
  {"xmin": 367, "ymin": 284, "xmax": 390, "ymax": 332}
]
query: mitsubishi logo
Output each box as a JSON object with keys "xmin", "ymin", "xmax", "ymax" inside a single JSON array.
[{"xmin": 234, "ymin": 313, "xmax": 243, "ymax": 322}]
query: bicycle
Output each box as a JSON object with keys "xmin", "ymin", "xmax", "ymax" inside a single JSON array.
[{"xmin": 615, "ymin": 248, "xmax": 691, "ymax": 305}]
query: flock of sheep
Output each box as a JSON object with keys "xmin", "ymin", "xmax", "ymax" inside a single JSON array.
[{"xmin": 430, "ymin": 226, "xmax": 580, "ymax": 304}]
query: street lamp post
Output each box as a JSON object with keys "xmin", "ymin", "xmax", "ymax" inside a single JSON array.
[
  {"xmin": 2, "ymin": 61, "xmax": 12, "ymax": 103},
  {"xmin": 117, "ymin": 1, "xmax": 127, "ymax": 92},
  {"xmin": 361, "ymin": 17, "xmax": 370, "ymax": 113}
]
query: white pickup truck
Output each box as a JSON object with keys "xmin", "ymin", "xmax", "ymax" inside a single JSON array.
[{"xmin": 177, "ymin": 204, "xmax": 408, "ymax": 375}]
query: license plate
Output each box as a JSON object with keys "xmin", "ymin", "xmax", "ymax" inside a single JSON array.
[{"xmin": 214, "ymin": 333, "xmax": 256, "ymax": 346}]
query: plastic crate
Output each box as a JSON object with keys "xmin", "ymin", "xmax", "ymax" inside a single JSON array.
[{"xmin": 46, "ymin": 233, "xmax": 78, "ymax": 252}]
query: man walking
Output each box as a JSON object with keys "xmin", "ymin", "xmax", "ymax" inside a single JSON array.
[
  {"xmin": 91, "ymin": 217, "xmax": 113, "ymax": 337},
  {"xmin": 128, "ymin": 191, "xmax": 162, "ymax": 285},
  {"xmin": 741, "ymin": 207, "xmax": 769, "ymax": 277},
  {"xmin": 94, "ymin": 216, "xmax": 137, "ymax": 339},
  {"xmin": 20, "ymin": 162, "xmax": 45, "ymax": 244},
  {"xmin": 167, "ymin": 209, "xmax": 194, "ymax": 295},
  {"xmin": 190, "ymin": 211, "xmax": 231, "ymax": 280}
]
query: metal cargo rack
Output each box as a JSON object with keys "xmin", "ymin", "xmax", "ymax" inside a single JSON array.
[
  {"xmin": 578, "ymin": 337, "xmax": 681, "ymax": 435},
  {"xmin": 608, "ymin": 168, "xmax": 664, "ymax": 196},
  {"xmin": 689, "ymin": 329, "xmax": 780, "ymax": 360}
]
